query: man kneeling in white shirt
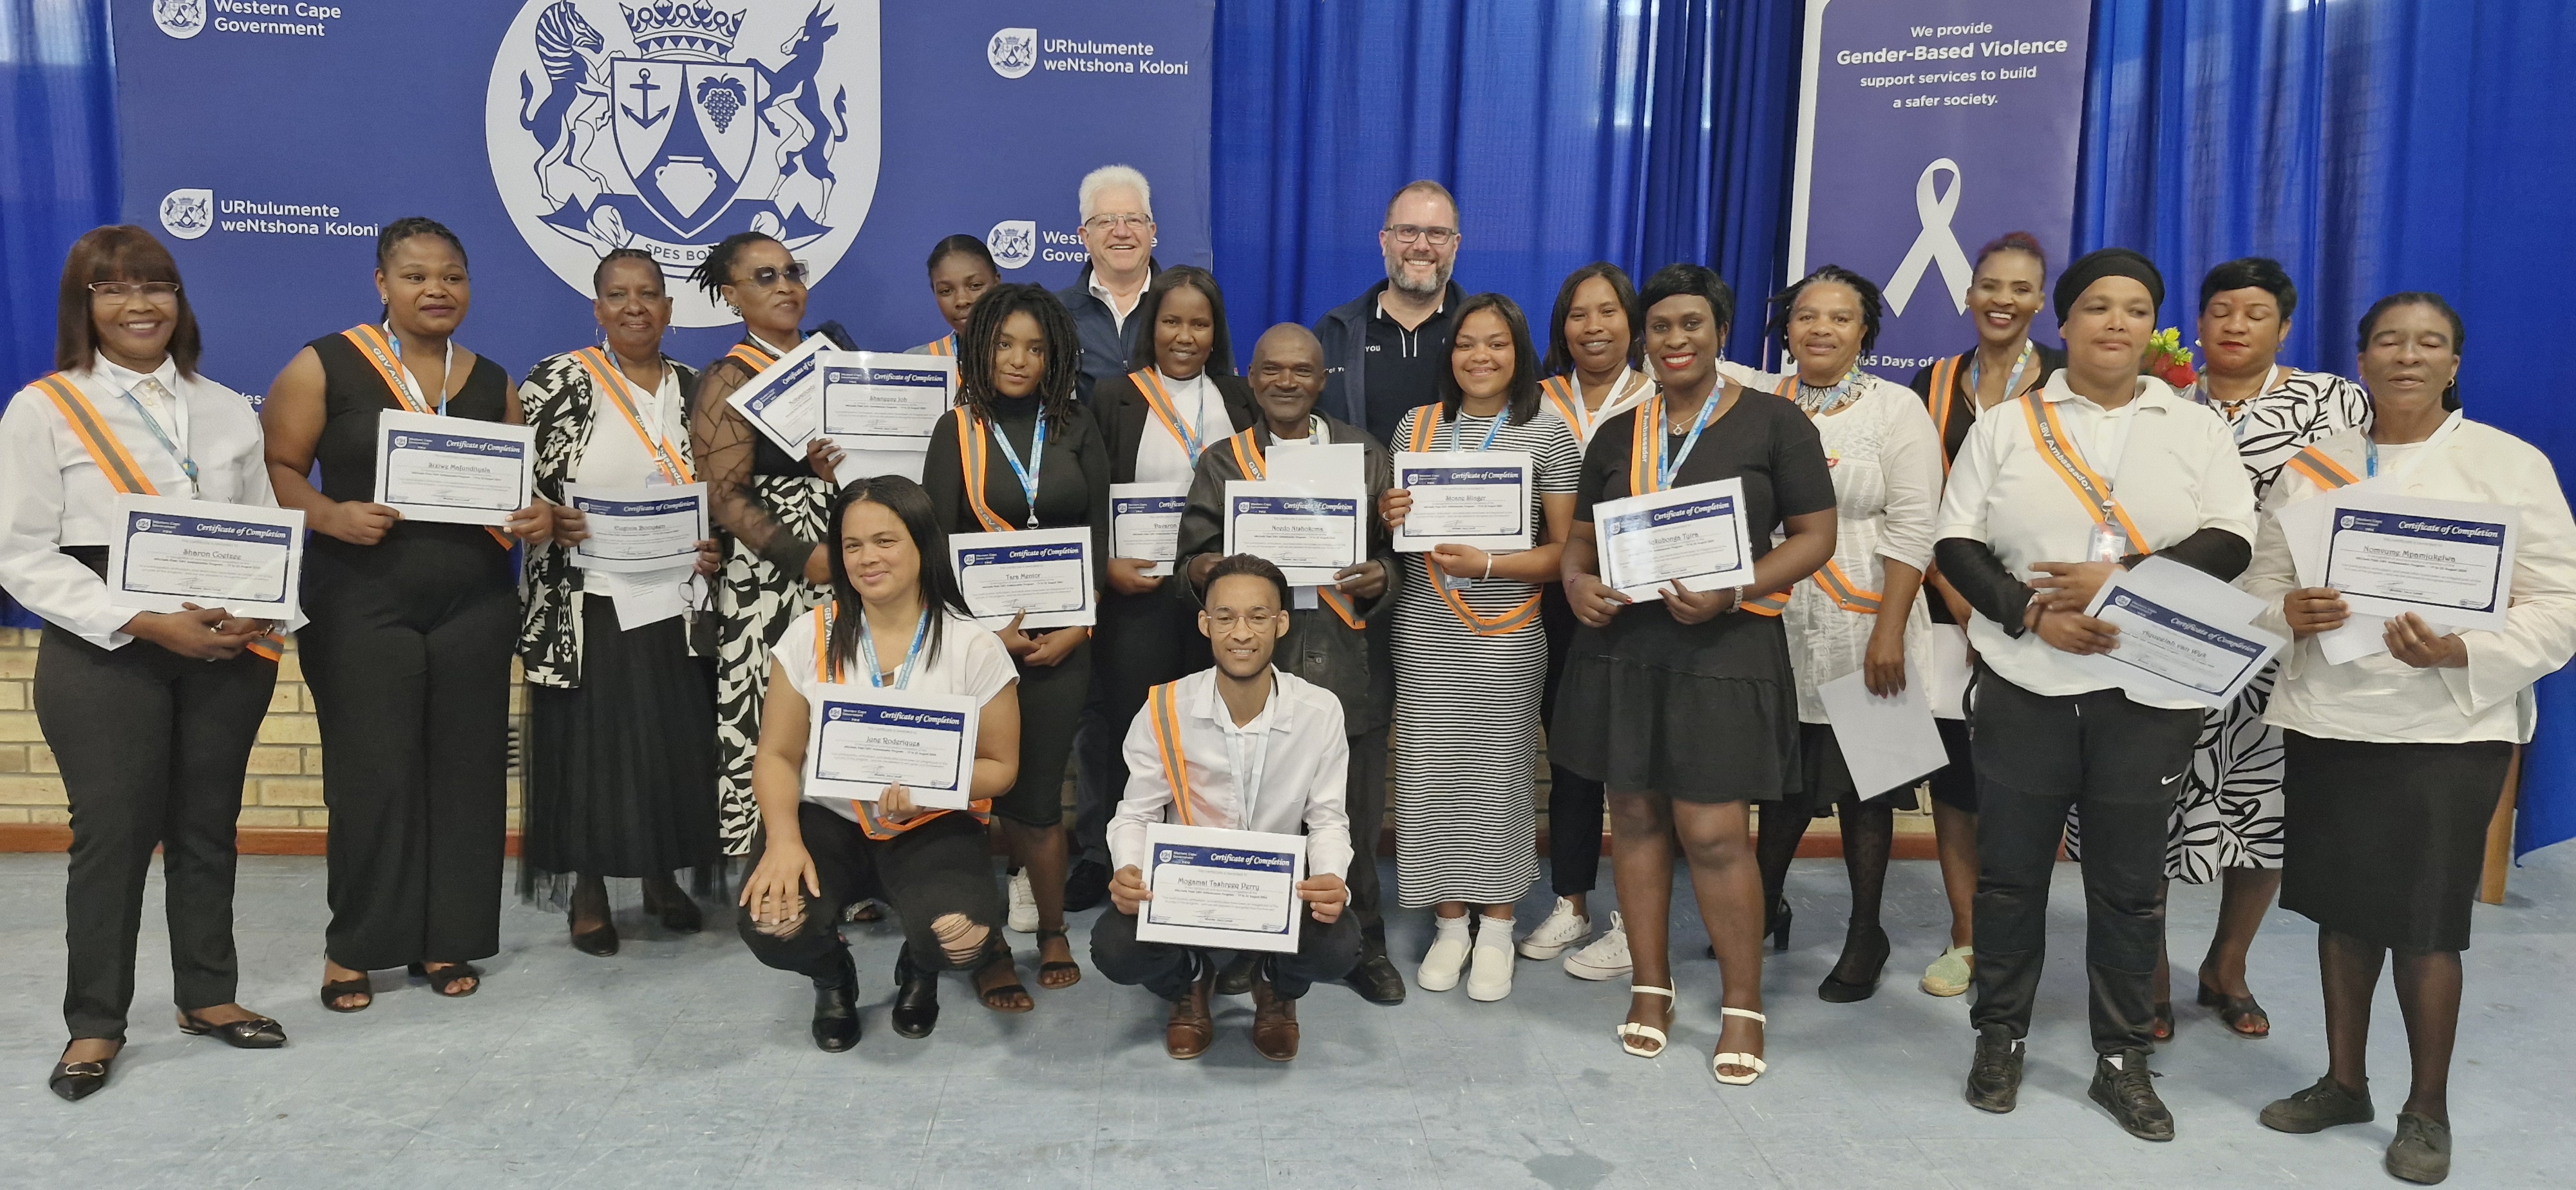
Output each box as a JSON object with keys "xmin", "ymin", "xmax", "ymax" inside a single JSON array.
[{"xmin": 1095, "ymin": 554, "xmax": 1361, "ymax": 1061}]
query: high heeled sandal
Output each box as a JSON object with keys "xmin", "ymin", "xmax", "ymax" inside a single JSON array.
[
  {"xmin": 1712, "ymin": 1006, "xmax": 1768, "ymax": 1086},
  {"xmin": 178, "ymin": 1010, "xmax": 287, "ymax": 1049},
  {"xmin": 408, "ymin": 961, "xmax": 482, "ymax": 997},
  {"xmin": 1616, "ymin": 985, "xmax": 1676, "ymax": 1058}
]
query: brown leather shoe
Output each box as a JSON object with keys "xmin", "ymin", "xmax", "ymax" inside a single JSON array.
[
  {"xmin": 1251, "ymin": 969, "xmax": 1300, "ymax": 1061},
  {"xmin": 1165, "ymin": 969, "xmax": 1215, "ymax": 1060}
]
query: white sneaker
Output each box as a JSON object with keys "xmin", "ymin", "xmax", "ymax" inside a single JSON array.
[
  {"xmin": 1466, "ymin": 932, "xmax": 1516, "ymax": 1001},
  {"xmin": 1417, "ymin": 926, "xmax": 1472, "ymax": 992},
  {"xmin": 1007, "ymin": 871, "xmax": 1039, "ymax": 934},
  {"xmin": 1517, "ymin": 897, "xmax": 1593, "ymax": 959},
  {"xmin": 1564, "ymin": 912, "xmax": 1634, "ymax": 981}
]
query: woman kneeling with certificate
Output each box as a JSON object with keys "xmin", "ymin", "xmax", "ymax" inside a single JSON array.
[{"xmin": 738, "ymin": 477, "xmax": 1029, "ymax": 1052}]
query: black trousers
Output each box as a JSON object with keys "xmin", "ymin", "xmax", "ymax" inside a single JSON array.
[
  {"xmin": 993, "ymin": 634, "xmax": 1090, "ymax": 828},
  {"xmin": 300, "ymin": 536, "xmax": 515, "ymax": 972},
  {"xmin": 1343, "ymin": 725, "xmax": 1391, "ymax": 944},
  {"xmin": 1073, "ymin": 587, "xmax": 1204, "ymax": 865},
  {"xmin": 39, "ymin": 625, "xmax": 274, "ymax": 1040},
  {"xmin": 737, "ymin": 803, "xmax": 1007, "ymax": 983},
  {"xmin": 1967, "ymin": 665, "xmax": 2199, "ymax": 1053},
  {"xmin": 1091, "ymin": 901, "xmax": 1361, "ymax": 1001},
  {"xmin": 1539, "ymin": 585, "xmax": 1602, "ymax": 895}
]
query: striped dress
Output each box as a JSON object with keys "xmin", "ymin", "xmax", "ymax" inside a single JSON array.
[{"xmin": 1390, "ymin": 404, "xmax": 1584, "ymax": 907}]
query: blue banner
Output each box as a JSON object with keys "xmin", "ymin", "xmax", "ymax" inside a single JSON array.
[
  {"xmin": 110, "ymin": 1, "xmax": 1214, "ymax": 390},
  {"xmin": 1785, "ymin": 0, "xmax": 2092, "ymax": 376}
]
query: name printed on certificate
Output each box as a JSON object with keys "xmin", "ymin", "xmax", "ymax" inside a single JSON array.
[
  {"xmin": 1136, "ymin": 820, "xmax": 1307, "ymax": 954},
  {"xmin": 106, "ymin": 493, "xmax": 305, "ymax": 620},
  {"xmin": 565, "ymin": 482, "xmax": 708, "ymax": 573},
  {"xmin": 1593, "ymin": 478, "xmax": 1756, "ymax": 602},
  {"xmin": 822, "ymin": 352, "xmax": 956, "ymax": 452},
  {"xmin": 722, "ymin": 334, "xmax": 831, "ymax": 455},
  {"xmin": 1223, "ymin": 481, "xmax": 1364, "ymax": 587},
  {"xmin": 1110, "ymin": 482, "xmax": 1189, "ymax": 578},
  {"xmin": 950, "ymin": 525, "xmax": 1096, "ymax": 631},
  {"xmin": 1392, "ymin": 450, "xmax": 1532, "ymax": 553},
  {"xmin": 2076, "ymin": 557, "xmax": 2287, "ymax": 710},
  {"xmin": 2320, "ymin": 494, "xmax": 2518, "ymax": 634},
  {"xmin": 803, "ymin": 685, "xmax": 979, "ymax": 811},
  {"xmin": 373, "ymin": 410, "xmax": 535, "ymax": 526}
]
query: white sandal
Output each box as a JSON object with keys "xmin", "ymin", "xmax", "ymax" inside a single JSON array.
[
  {"xmin": 1615, "ymin": 985, "xmax": 1675, "ymax": 1058},
  {"xmin": 1712, "ymin": 1006, "xmax": 1768, "ymax": 1085}
]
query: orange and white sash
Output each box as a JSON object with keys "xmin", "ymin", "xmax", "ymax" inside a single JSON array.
[
  {"xmin": 341, "ymin": 324, "xmax": 513, "ymax": 549},
  {"xmin": 1538, "ymin": 375, "xmax": 1584, "ymax": 438},
  {"xmin": 31, "ymin": 372, "xmax": 283, "ymax": 660},
  {"xmin": 1224, "ymin": 428, "xmax": 1367, "ymax": 631},
  {"xmin": 1145, "ymin": 680, "xmax": 1200, "ymax": 825},
  {"xmin": 811, "ymin": 607, "xmax": 988, "ymax": 840},
  {"xmin": 2282, "ymin": 444, "xmax": 2361, "ymax": 492},
  {"xmin": 922, "ymin": 334, "xmax": 956, "ymax": 359},
  {"xmin": 724, "ymin": 337, "xmax": 782, "ymax": 377},
  {"xmin": 1926, "ymin": 355, "xmax": 1965, "ymax": 468},
  {"xmin": 1620, "ymin": 390, "xmax": 1785, "ymax": 616},
  {"xmin": 2020, "ymin": 393, "xmax": 2147, "ymax": 549},
  {"xmin": 1399, "ymin": 405, "xmax": 1540, "ymax": 636},
  {"xmin": 569, "ymin": 347, "xmax": 693, "ymax": 485},
  {"xmin": 950, "ymin": 408, "xmax": 1017, "ymax": 533},
  {"xmin": 1130, "ymin": 368, "xmax": 1211, "ymax": 460}
]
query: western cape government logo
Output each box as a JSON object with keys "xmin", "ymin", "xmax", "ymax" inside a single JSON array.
[
  {"xmin": 485, "ymin": 1, "xmax": 882, "ymax": 327},
  {"xmin": 986, "ymin": 220, "xmax": 1036, "ymax": 269},
  {"xmin": 987, "ymin": 27, "xmax": 1036, "ymax": 79},
  {"xmin": 153, "ymin": 0, "xmax": 206, "ymax": 38},
  {"xmin": 160, "ymin": 189, "xmax": 215, "ymax": 240}
]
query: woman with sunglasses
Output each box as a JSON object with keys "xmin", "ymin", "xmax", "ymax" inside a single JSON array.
[
  {"xmin": 687, "ymin": 232, "xmax": 851, "ymax": 858},
  {"xmin": 3, "ymin": 227, "xmax": 290, "ymax": 1099}
]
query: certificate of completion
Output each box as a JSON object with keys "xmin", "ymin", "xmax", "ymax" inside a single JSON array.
[
  {"xmin": 1593, "ymin": 478, "xmax": 1756, "ymax": 601},
  {"xmin": 1136, "ymin": 821, "xmax": 1306, "ymax": 954},
  {"xmin": 721, "ymin": 334, "xmax": 831, "ymax": 455},
  {"xmin": 802, "ymin": 685, "xmax": 978, "ymax": 810},
  {"xmin": 1223, "ymin": 481, "xmax": 1364, "ymax": 587},
  {"xmin": 821, "ymin": 352, "xmax": 955, "ymax": 452},
  {"xmin": 1392, "ymin": 450, "xmax": 1531, "ymax": 554},
  {"xmin": 565, "ymin": 483, "xmax": 707, "ymax": 573},
  {"xmin": 950, "ymin": 525, "xmax": 1096, "ymax": 630},
  {"xmin": 105, "ymin": 494, "xmax": 304, "ymax": 620},
  {"xmin": 1110, "ymin": 482, "xmax": 1189, "ymax": 578},
  {"xmin": 2076, "ymin": 557, "xmax": 2287, "ymax": 710},
  {"xmin": 373, "ymin": 410, "xmax": 535, "ymax": 525},
  {"xmin": 2320, "ymin": 493, "xmax": 2517, "ymax": 633}
]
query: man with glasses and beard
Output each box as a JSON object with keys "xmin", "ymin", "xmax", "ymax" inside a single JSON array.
[
  {"xmin": 1314, "ymin": 180, "xmax": 1468, "ymax": 445},
  {"xmin": 1056, "ymin": 164, "xmax": 1160, "ymax": 405}
]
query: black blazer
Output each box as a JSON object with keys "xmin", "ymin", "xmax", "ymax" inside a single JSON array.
[
  {"xmin": 1091, "ymin": 368, "xmax": 1260, "ymax": 484},
  {"xmin": 1908, "ymin": 343, "xmax": 2069, "ymax": 464}
]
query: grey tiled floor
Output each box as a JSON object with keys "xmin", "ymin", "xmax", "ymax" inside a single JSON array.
[{"xmin": 6, "ymin": 849, "xmax": 2575, "ymax": 1188}]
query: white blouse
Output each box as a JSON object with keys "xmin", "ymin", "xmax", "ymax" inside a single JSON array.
[
  {"xmin": 567, "ymin": 361, "xmax": 688, "ymax": 488},
  {"xmin": 0, "ymin": 357, "xmax": 279, "ymax": 648},
  {"xmin": 2246, "ymin": 420, "xmax": 2576, "ymax": 744},
  {"xmin": 1548, "ymin": 366, "xmax": 1654, "ymax": 447},
  {"xmin": 1132, "ymin": 370, "xmax": 1235, "ymax": 486}
]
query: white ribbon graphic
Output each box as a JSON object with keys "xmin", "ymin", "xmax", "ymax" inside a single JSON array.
[{"xmin": 1884, "ymin": 158, "xmax": 1975, "ymax": 317}]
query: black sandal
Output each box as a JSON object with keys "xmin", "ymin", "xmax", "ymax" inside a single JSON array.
[
  {"xmin": 178, "ymin": 1010, "xmax": 287, "ymax": 1048},
  {"xmin": 973, "ymin": 943, "xmax": 1034, "ymax": 1014},
  {"xmin": 2197, "ymin": 980, "xmax": 2271, "ymax": 1038},
  {"xmin": 319, "ymin": 974, "xmax": 374, "ymax": 1013},
  {"xmin": 408, "ymin": 961, "xmax": 482, "ymax": 997},
  {"xmin": 1034, "ymin": 927, "xmax": 1082, "ymax": 990}
]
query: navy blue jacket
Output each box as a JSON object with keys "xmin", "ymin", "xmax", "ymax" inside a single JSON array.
[
  {"xmin": 1311, "ymin": 278, "xmax": 1466, "ymax": 445},
  {"xmin": 1054, "ymin": 258, "xmax": 1159, "ymax": 406}
]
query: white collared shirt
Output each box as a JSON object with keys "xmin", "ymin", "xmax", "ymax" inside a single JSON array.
[
  {"xmin": 1092, "ymin": 267, "xmax": 1153, "ymax": 334},
  {"xmin": 1553, "ymin": 366, "xmax": 1655, "ymax": 446},
  {"xmin": 1933, "ymin": 370, "xmax": 2259, "ymax": 707},
  {"xmin": 1131, "ymin": 369, "xmax": 1233, "ymax": 486},
  {"xmin": 1110, "ymin": 666, "xmax": 1353, "ymax": 880},
  {"xmin": 0, "ymin": 358, "xmax": 279, "ymax": 648}
]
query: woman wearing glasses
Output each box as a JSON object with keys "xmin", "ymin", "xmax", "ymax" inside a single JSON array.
[
  {"xmin": 264, "ymin": 218, "xmax": 558, "ymax": 1012},
  {"xmin": 4, "ymin": 227, "xmax": 290, "ymax": 1099},
  {"xmin": 911, "ymin": 234, "xmax": 998, "ymax": 358},
  {"xmin": 687, "ymin": 232, "xmax": 851, "ymax": 858}
]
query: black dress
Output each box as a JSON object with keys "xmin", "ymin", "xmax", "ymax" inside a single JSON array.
[
  {"xmin": 1553, "ymin": 386, "xmax": 1837, "ymax": 803},
  {"xmin": 299, "ymin": 331, "xmax": 516, "ymax": 972}
]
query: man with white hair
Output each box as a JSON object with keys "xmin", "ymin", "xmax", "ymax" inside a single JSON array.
[
  {"xmin": 1056, "ymin": 164, "xmax": 1160, "ymax": 404},
  {"xmin": 1312, "ymin": 179, "xmax": 1467, "ymax": 444}
]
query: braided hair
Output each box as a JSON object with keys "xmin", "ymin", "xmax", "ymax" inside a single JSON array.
[
  {"xmin": 591, "ymin": 247, "xmax": 661, "ymax": 294},
  {"xmin": 686, "ymin": 231, "xmax": 780, "ymax": 300},
  {"xmin": 956, "ymin": 283, "xmax": 1083, "ymax": 429}
]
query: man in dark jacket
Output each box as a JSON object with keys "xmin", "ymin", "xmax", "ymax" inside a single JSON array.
[
  {"xmin": 1177, "ymin": 323, "xmax": 1408, "ymax": 1004},
  {"xmin": 1054, "ymin": 164, "xmax": 1159, "ymax": 405},
  {"xmin": 1313, "ymin": 180, "xmax": 1466, "ymax": 445}
]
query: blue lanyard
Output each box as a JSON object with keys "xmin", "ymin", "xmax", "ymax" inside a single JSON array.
[
  {"xmin": 384, "ymin": 321, "xmax": 455, "ymax": 415},
  {"xmin": 989, "ymin": 416, "xmax": 1048, "ymax": 529},
  {"xmin": 858, "ymin": 607, "xmax": 933, "ymax": 689},
  {"xmin": 1448, "ymin": 408, "xmax": 1504, "ymax": 452},
  {"xmin": 2365, "ymin": 439, "xmax": 2380, "ymax": 478},
  {"xmin": 118, "ymin": 384, "xmax": 198, "ymax": 494},
  {"xmin": 1657, "ymin": 390, "xmax": 1721, "ymax": 489},
  {"xmin": 1968, "ymin": 341, "xmax": 2035, "ymax": 406}
]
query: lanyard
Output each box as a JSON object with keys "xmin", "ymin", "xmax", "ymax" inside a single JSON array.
[
  {"xmin": 383, "ymin": 321, "xmax": 457, "ymax": 415},
  {"xmin": 1968, "ymin": 341, "xmax": 2036, "ymax": 407},
  {"xmin": 573, "ymin": 348, "xmax": 690, "ymax": 484},
  {"xmin": 1447, "ymin": 406, "xmax": 1505, "ymax": 453},
  {"xmin": 117, "ymin": 380, "xmax": 197, "ymax": 495},
  {"xmin": 1656, "ymin": 388, "xmax": 1721, "ymax": 489},
  {"xmin": 855, "ymin": 606, "xmax": 933, "ymax": 689},
  {"xmin": 2194, "ymin": 364, "xmax": 2286, "ymax": 444},
  {"xmin": 2365, "ymin": 411, "xmax": 2463, "ymax": 480},
  {"xmin": 1133, "ymin": 368, "xmax": 1209, "ymax": 459},
  {"xmin": 989, "ymin": 415, "xmax": 1047, "ymax": 529}
]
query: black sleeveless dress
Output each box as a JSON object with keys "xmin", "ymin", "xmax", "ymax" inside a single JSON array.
[{"xmin": 298, "ymin": 330, "xmax": 516, "ymax": 972}]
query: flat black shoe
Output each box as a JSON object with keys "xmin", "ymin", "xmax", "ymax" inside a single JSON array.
[
  {"xmin": 2386, "ymin": 1111, "xmax": 2452, "ymax": 1184},
  {"xmin": 2259, "ymin": 1075, "xmax": 2374, "ymax": 1133},
  {"xmin": 1965, "ymin": 1025, "xmax": 2023, "ymax": 1113},
  {"xmin": 811, "ymin": 950, "xmax": 860, "ymax": 1053},
  {"xmin": 891, "ymin": 944, "xmax": 940, "ymax": 1039},
  {"xmin": 1817, "ymin": 924, "xmax": 1889, "ymax": 1003},
  {"xmin": 570, "ymin": 912, "xmax": 619, "ymax": 958},
  {"xmin": 2088, "ymin": 1050, "xmax": 2175, "ymax": 1141},
  {"xmin": 1063, "ymin": 858, "xmax": 1112, "ymax": 914},
  {"xmin": 48, "ymin": 1048, "xmax": 113, "ymax": 1102},
  {"xmin": 1345, "ymin": 951, "xmax": 1406, "ymax": 1005},
  {"xmin": 178, "ymin": 1010, "xmax": 287, "ymax": 1049},
  {"xmin": 1216, "ymin": 952, "xmax": 1259, "ymax": 996},
  {"xmin": 641, "ymin": 878, "xmax": 704, "ymax": 934}
]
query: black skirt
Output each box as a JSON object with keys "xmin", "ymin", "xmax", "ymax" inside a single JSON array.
[
  {"xmin": 520, "ymin": 598, "xmax": 723, "ymax": 887},
  {"xmin": 1792, "ymin": 721, "xmax": 1920, "ymax": 813},
  {"xmin": 2280, "ymin": 731, "xmax": 2513, "ymax": 952},
  {"xmin": 1553, "ymin": 605, "xmax": 1798, "ymax": 804}
]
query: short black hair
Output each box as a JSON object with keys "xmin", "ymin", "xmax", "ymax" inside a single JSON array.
[
  {"xmin": 1767, "ymin": 265, "xmax": 1886, "ymax": 355},
  {"xmin": 1202, "ymin": 553, "xmax": 1290, "ymax": 609},
  {"xmin": 2358, "ymin": 292, "xmax": 2467, "ymax": 411},
  {"xmin": 1638, "ymin": 263, "xmax": 1736, "ymax": 342},
  {"xmin": 591, "ymin": 247, "xmax": 661, "ymax": 294},
  {"xmin": 686, "ymin": 231, "xmax": 781, "ymax": 299},
  {"xmin": 377, "ymin": 216, "xmax": 468, "ymax": 270},
  {"xmin": 1542, "ymin": 262, "xmax": 1642, "ymax": 377},
  {"xmin": 2199, "ymin": 256, "xmax": 2298, "ymax": 321},
  {"xmin": 927, "ymin": 234, "xmax": 998, "ymax": 276}
]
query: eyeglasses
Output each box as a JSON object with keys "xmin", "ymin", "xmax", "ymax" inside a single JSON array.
[
  {"xmin": 1206, "ymin": 609, "xmax": 1280, "ymax": 631},
  {"xmin": 1083, "ymin": 212, "xmax": 1153, "ymax": 232},
  {"xmin": 89, "ymin": 281, "xmax": 181, "ymax": 301},
  {"xmin": 1385, "ymin": 224, "xmax": 1457, "ymax": 246},
  {"xmin": 736, "ymin": 262, "xmax": 811, "ymax": 289}
]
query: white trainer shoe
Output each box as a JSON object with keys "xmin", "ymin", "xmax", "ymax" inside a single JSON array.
[
  {"xmin": 1564, "ymin": 912, "xmax": 1634, "ymax": 981},
  {"xmin": 1517, "ymin": 897, "xmax": 1593, "ymax": 959},
  {"xmin": 1417, "ymin": 927, "xmax": 1472, "ymax": 992},
  {"xmin": 1007, "ymin": 870, "xmax": 1039, "ymax": 934},
  {"xmin": 1466, "ymin": 932, "xmax": 1516, "ymax": 1001}
]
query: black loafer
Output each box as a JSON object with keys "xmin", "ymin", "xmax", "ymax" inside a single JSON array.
[
  {"xmin": 1063, "ymin": 859, "xmax": 1112, "ymax": 914},
  {"xmin": 891, "ymin": 944, "xmax": 941, "ymax": 1040},
  {"xmin": 811, "ymin": 951, "xmax": 861, "ymax": 1053},
  {"xmin": 1345, "ymin": 951, "xmax": 1407, "ymax": 1005},
  {"xmin": 178, "ymin": 1010, "xmax": 287, "ymax": 1049},
  {"xmin": 48, "ymin": 1056, "xmax": 111, "ymax": 1102}
]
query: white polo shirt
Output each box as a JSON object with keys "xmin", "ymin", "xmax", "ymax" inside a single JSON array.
[{"xmin": 1933, "ymin": 371, "xmax": 2258, "ymax": 707}]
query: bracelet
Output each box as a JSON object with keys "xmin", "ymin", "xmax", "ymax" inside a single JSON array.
[
  {"xmin": 1728, "ymin": 585, "xmax": 1748, "ymax": 612},
  {"xmin": 1482, "ymin": 552, "xmax": 1495, "ymax": 580}
]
